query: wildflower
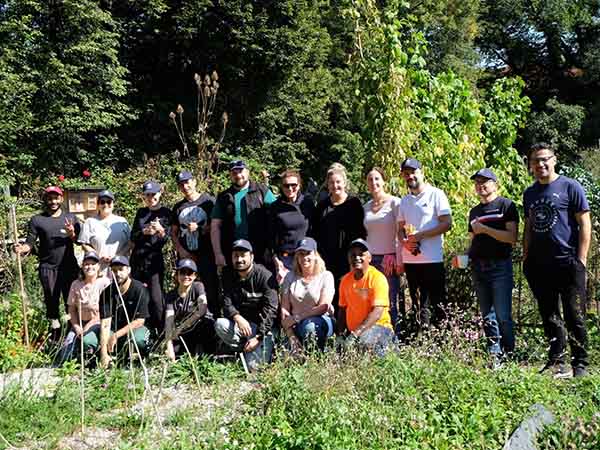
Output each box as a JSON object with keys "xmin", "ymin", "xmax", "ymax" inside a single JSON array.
[
  {"xmin": 58, "ymin": 175, "xmax": 65, "ymax": 182},
  {"xmin": 211, "ymin": 70, "xmax": 219, "ymax": 81},
  {"xmin": 222, "ymin": 112, "xmax": 229, "ymax": 124},
  {"xmin": 176, "ymin": 104, "xmax": 184, "ymax": 114},
  {"xmin": 194, "ymin": 73, "xmax": 201, "ymax": 83},
  {"xmin": 203, "ymin": 86, "xmax": 211, "ymax": 97},
  {"xmin": 169, "ymin": 111, "xmax": 176, "ymax": 120},
  {"xmin": 82, "ymin": 169, "xmax": 91, "ymax": 178},
  {"xmin": 204, "ymin": 74, "xmax": 211, "ymax": 86}
]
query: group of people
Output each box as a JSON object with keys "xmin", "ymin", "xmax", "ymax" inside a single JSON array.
[{"xmin": 14, "ymin": 143, "xmax": 591, "ymax": 377}]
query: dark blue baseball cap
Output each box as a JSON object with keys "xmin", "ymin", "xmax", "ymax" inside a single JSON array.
[
  {"xmin": 110, "ymin": 255, "xmax": 130, "ymax": 267},
  {"xmin": 349, "ymin": 238, "xmax": 371, "ymax": 253},
  {"xmin": 232, "ymin": 239, "xmax": 253, "ymax": 253},
  {"xmin": 228, "ymin": 160, "xmax": 247, "ymax": 171},
  {"xmin": 296, "ymin": 237, "xmax": 317, "ymax": 252},
  {"xmin": 400, "ymin": 158, "xmax": 422, "ymax": 171},
  {"xmin": 176, "ymin": 258, "xmax": 198, "ymax": 272},
  {"xmin": 142, "ymin": 180, "xmax": 161, "ymax": 194},
  {"xmin": 470, "ymin": 168, "xmax": 497, "ymax": 182},
  {"xmin": 176, "ymin": 170, "xmax": 193, "ymax": 184},
  {"xmin": 97, "ymin": 190, "xmax": 115, "ymax": 201},
  {"xmin": 82, "ymin": 251, "xmax": 100, "ymax": 262}
]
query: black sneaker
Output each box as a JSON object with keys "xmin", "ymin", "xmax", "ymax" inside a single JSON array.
[
  {"xmin": 539, "ymin": 361, "xmax": 572, "ymax": 379},
  {"xmin": 573, "ymin": 366, "xmax": 589, "ymax": 378}
]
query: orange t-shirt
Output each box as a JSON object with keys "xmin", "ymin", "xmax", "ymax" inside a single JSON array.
[{"xmin": 339, "ymin": 265, "xmax": 392, "ymax": 332}]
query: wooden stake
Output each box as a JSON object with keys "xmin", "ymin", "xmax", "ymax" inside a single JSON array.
[{"xmin": 5, "ymin": 186, "xmax": 29, "ymax": 347}]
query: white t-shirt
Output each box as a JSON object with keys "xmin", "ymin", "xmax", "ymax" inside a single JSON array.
[
  {"xmin": 79, "ymin": 214, "xmax": 131, "ymax": 270},
  {"xmin": 281, "ymin": 270, "xmax": 335, "ymax": 318},
  {"xmin": 363, "ymin": 196, "xmax": 401, "ymax": 255},
  {"xmin": 399, "ymin": 184, "xmax": 451, "ymax": 263}
]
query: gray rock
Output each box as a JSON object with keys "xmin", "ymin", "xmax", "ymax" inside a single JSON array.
[
  {"xmin": 0, "ymin": 368, "xmax": 61, "ymax": 397},
  {"xmin": 503, "ymin": 403, "xmax": 555, "ymax": 450}
]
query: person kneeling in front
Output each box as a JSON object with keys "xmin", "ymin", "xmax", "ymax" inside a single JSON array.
[
  {"xmin": 164, "ymin": 258, "xmax": 216, "ymax": 361},
  {"xmin": 99, "ymin": 256, "xmax": 151, "ymax": 368},
  {"xmin": 338, "ymin": 239, "xmax": 395, "ymax": 356},
  {"xmin": 214, "ymin": 239, "xmax": 279, "ymax": 371}
]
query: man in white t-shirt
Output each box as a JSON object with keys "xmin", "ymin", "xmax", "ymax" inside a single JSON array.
[
  {"xmin": 79, "ymin": 190, "xmax": 131, "ymax": 274},
  {"xmin": 397, "ymin": 158, "xmax": 452, "ymax": 331}
]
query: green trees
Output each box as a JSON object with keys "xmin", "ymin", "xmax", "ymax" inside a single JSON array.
[
  {"xmin": 0, "ymin": 0, "xmax": 134, "ymax": 184},
  {"xmin": 348, "ymin": 0, "xmax": 530, "ymax": 237}
]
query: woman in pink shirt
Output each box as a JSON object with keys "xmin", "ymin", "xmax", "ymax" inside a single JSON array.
[{"xmin": 56, "ymin": 251, "xmax": 111, "ymax": 365}]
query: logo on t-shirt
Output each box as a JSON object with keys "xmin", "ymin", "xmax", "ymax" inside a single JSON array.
[{"xmin": 530, "ymin": 197, "xmax": 558, "ymax": 233}]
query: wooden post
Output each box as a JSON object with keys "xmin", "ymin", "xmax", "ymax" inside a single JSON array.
[{"xmin": 4, "ymin": 185, "xmax": 30, "ymax": 347}]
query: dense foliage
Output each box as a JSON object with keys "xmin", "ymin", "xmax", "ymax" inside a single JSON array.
[{"xmin": 0, "ymin": 0, "xmax": 566, "ymax": 194}]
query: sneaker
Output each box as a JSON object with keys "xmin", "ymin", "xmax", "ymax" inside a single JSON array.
[
  {"xmin": 573, "ymin": 366, "xmax": 589, "ymax": 378},
  {"xmin": 540, "ymin": 361, "xmax": 572, "ymax": 379},
  {"xmin": 490, "ymin": 354, "xmax": 504, "ymax": 371}
]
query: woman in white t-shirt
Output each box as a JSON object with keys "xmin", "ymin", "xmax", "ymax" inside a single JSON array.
[
  {"xmin": 281, "ymin": 237, "xmax": 335, "ymax": 351},
  {"xmin": 56, "ymin": 251, "xmax": 111, "ymax": 365},
  {"xmin": 363, "ymin": 167, "xmax": 403, "ymax": 331},
  {"xmin": 79, "ymin": 190, "xmax": 131, "ymax": 274}
]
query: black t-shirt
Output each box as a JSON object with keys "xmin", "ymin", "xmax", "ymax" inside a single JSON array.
[
  {"xmin": 312, "ymin": 195, "xmax": 367, "ymax": 278},
  {"xmin": 130, "ymin": 206, "xmax": 172, "ymax": 272},
  {"xmin": 171, "ymin": 194, "xmax": 215, "ymax": 257},
  {"xmin": 468, "ymin": 196, "xmax": 519, "ymax": 260},
  {"xmin": 25, "ymin": 210, "xmax": 80, "ymax": 269},
  {"xmin": 164, "ymin": 281, "xmax": 212, "ymax": 324},
  {"xmin": 100, "ymin": 279, "xmax": 150, "ymax": 331},
  {"xmin": 268, "ymin": 193, "xmax": 315, "ymax": 253}
]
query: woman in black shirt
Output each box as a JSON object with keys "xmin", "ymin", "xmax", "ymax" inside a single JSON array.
[
  {"xmin": 268, "ymin": 169, "xmax": 315, "ymax": 280},
  {"xmin": 130, "ymin": 181, "xmax": 171, "ymax": 331},
  {"xmin": 164, "ymin": 259, "xmax": 215, "ymax": 360},
  {"xmin": 312, "ymin": 164, "xmax": 366, "ymax": 310}
]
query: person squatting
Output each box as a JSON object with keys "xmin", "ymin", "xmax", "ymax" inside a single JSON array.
[{"xmin": 14, "ymin": 144, "xmax": 592, "ymax": 378}]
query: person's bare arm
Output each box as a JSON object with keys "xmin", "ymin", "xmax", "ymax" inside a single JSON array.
[
  {"xmin": 352, "ymin": 306, "xmax": 385, "ymax": 337},
  {"xmin": 471, "ymin": 220, "xmax": 518, "ymax": 244},
  {"xmin": 575, "ymin": 211, "xmax": 592, "ymax": 266},
  {"xmin": 171, "ymin": 223, "xmax": 193, "ymax": 259},
  {"xmin": 412, "ymin": 214, "xmax": 452, "ymax": 242},
  {"xmin": 81, "ymin": 243, "xmax": 95, "ymax": 253},
  {"xmin": 210, "ymin": 218, "xmax": 226, "ymax": 268},
  {"xmin": 164, "ymin": 309, "xmax": 176, "ymax": 361}
]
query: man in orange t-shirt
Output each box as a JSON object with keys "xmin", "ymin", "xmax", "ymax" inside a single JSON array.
[{"xmin": 338, "ymin": 239, "xmax": 395, "ymax": 355}]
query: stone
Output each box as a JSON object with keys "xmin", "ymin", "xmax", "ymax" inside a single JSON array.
[{"xmin": 503, "ymin": 403, "xmax": 555, "ymax": 450}]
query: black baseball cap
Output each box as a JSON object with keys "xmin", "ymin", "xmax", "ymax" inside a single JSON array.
[
  {"xmin": 142, "ymin": 180, "xmax": 161, "ymax": 194},
  {"xmin": 228, "ymin": 160, "xmax": 247, "ymax": 171},
  {"xmin": 97, "ymin": 190, "xmax": 115, "ymax": 201},
  {"xmin": 349, "ymin": 238, "xmax": 371, "ymax": 253},
  {"xmin": 296, "ymin": 237, "xmax": 317, "ymax": 252},
  {"xmin": 82, "ymin": 251, "xmax": 100, "ymax": 262},
  {"xmin": 110, "ymin": 255, "xmax": 130, "ymax": 267},
  {"xmin": 232, "ymin": 239, "xmax": 253, "ymax": 253},
  {"xmin": 470, "ymin": 168, "xmax": 497, "ymax": 182},
  {"xmin": 176, "ymin": 170, "xmax": 193, "ymax": 183},
  {"xmin": 176, "ymin": 259, "xmax": 198, "ymax": 272},
  {"xmin": 400, "ymin": 158, "xmax": 422, "ymax": 170}
]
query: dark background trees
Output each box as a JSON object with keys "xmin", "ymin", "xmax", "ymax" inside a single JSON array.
[{"xmin": 1, "ymin": 0, "xmax": 599, "ymax": 188}]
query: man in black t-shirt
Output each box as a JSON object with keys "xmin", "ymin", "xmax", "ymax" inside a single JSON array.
[
  {"xmin": 14, "ymin": 186, "xmax": 80, "ymax": 341},
  {"xmin": 99, "ymin": 256, "xmax": 150, "ymax": 367},
  {"xmin": 460, "ymin": 169, "xmax": 518, "ymax": 364},
  {"xmin": 171, "ymin": 170, "xmax": 219, "ymax": 315}
]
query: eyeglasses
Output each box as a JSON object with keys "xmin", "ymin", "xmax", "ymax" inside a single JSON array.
[
  {"xmin": 530, "ymin": 155, "xmax": 555, "ymax": 164},
  {"xmin": 99, "ymin": 199, "xmax": 113, "ymax": 205},
  {"xmin": 283, "ymin": 183, "xmax": 299, "ymax": 189}
]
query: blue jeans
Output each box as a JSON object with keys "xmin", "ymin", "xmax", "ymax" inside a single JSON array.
[
  {"xmin": 295, "ymin": 315, "xmax": 334, "ymax": 350},
  {"xmin": 214, "ymin": 318, "xmax": 275, "ymax": 371},
  {"xmin": 371, "ymin": 254, "xmax": 400, "ymax": 328},
  {"xmin": 471, "ymin": 258, "xmax": 515, "ymax": 354}
]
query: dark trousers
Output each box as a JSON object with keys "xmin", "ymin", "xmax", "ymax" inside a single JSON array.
[
  {"xmin": 524, "ymin": 258, "xmax": 588, "ymax": 368},
  {"xmin": 39, "ymin": 266, "xmax": 77, "ymax": 320},
  {"xmin": 404, "ymin": 262, "xmax": 447, "ymax": 329},
  {"xmin": 174, "ymin": 317, "xmax": 216, "ymax": 356},
  {"xmin": 133, "ymin": 269, "xmax": 164, "ymax": 331}
]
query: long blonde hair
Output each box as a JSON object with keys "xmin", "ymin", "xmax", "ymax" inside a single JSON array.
[{"xmin": 292, "ymin": 250, "xmax": 327, "ymax": 277}]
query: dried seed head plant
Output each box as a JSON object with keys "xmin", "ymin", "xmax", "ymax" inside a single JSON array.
[{"xmin": 169, "ymin": 70, "xmax": 227, "ymax": 185}]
